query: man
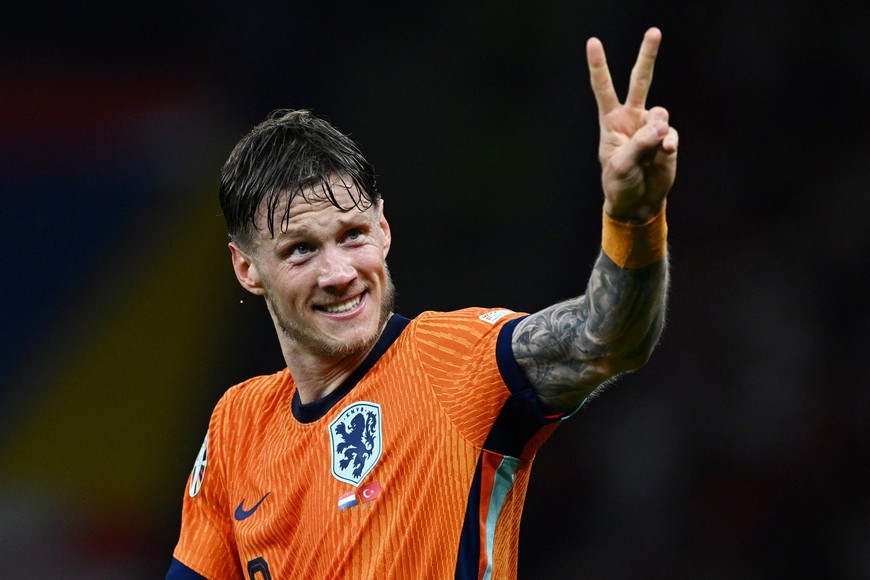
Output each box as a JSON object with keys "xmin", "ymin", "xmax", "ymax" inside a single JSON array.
[{"xmin": 168, "ymin": 27, "xmax": 677, "ymax": 579}]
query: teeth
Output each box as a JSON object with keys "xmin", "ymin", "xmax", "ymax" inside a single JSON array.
[{"xmin": 321, "ymin": 295, "xmax": 361, "ymax": 314}]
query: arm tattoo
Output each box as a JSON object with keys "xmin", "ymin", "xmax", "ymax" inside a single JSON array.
[{"xmin": 512, "ymin": 250, "xmax": 669, "ymax": 410}]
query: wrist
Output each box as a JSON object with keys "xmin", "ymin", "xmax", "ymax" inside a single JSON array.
[
  {"xmin": 603, "ymin": 200, "xmax": 665, "ymax": 224},
  {"xmin": 601, "ymin": 202, "xmax": 668, "ymax": 269}
]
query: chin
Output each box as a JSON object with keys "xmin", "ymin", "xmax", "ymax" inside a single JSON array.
[
  {"xmin": 316, "ymin": 329, "xmax": 381, "ymax": 359},
  {"xmin": 274, "ymin": 276, "xmax": 395, "ymax": 360}
]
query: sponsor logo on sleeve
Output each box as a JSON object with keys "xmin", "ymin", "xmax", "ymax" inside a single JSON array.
[
  {"xmin": 188, "ymin": 431, "xmax": 208, "ymax": 498},
  {"xmin": 479, "ymin": 309, "xmax": 513, "ymax": 324}
]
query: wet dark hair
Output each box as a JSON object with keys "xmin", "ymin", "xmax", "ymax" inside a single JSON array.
[{"xmin": 219, "ymin": 109, "xmax": 380, "ymax": 249}]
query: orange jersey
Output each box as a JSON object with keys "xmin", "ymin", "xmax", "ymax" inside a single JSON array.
[{"xmin": 168, "ymin": 308, "xmax": 567, "ymax": 579}]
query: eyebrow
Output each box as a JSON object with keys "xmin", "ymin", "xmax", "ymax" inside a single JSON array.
[{"xmin": 274, "ymin": 211, "xmax": 373, "ymax": 240}]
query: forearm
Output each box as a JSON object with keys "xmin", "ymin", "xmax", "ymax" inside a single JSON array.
[
  {"xmin": 583, "ymin": 249, "xmax": 669, "ymax": 373},
  {"xmin": 512, "ymin": 223, "xmax": 669, "ymax": 410},
  {"xmin": 512, "ymin": 25, "xmax": 678, "ymax": 411}
]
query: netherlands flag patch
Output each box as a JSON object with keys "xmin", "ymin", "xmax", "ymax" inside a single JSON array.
[{"xmin": 338, "ymin": 491, "xmax": 358, "ymax": 510}]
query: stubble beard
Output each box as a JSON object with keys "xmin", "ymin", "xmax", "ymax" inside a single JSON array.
[{"xmin": 270, "ymin": 270, "xmax": 396, "ymax": 360}]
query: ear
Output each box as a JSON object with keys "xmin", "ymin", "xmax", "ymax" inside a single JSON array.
[
  {"xmin": 229, "ymin": 242, "xmax": 266, "ymax": 296},
  {"xmin": 378, "ymin": 200, "xmax": 392, "ymax": 259}
]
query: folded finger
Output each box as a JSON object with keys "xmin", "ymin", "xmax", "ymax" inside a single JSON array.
[
  {"xmin": 647, "ymin": 106, "xmax": 670, "ymax": 124},
  {"xmin": 613, "ymin": 120, "xmax": 668, "ymax": 171},
  {"xmin": 662, "ymin": 126, "xmax": 679, "ymax": 154}
]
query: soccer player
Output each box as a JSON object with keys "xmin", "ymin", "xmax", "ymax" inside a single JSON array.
[{"xmin": 167, "ymin": 27, "xmax": 677, "ymax": 579}]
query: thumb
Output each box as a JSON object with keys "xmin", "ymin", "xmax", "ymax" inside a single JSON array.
[
  {"xmin": 618, "ymin": 120, "xmax": 668, "ymax": 167},
  {"xmin": 603, "ymin": 120, "xmax": 667, "ymax": 196}
]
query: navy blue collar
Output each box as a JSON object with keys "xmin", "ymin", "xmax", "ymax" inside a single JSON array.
[{"xmin": 291, "ymin": 314, "xmax": 411, "ymax": 424}]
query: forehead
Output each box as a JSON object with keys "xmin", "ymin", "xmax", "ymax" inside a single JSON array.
[{"xmin": 253, "ymin": 178, "xmax": 376, "ymax": 239}]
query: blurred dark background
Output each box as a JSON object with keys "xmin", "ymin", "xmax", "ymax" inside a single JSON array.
[{"xmin": 1, "ymin": 1, "xmax": 868, "ymax": 578}]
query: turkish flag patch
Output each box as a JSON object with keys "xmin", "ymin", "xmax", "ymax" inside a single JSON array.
[{"xmin": 359, "ymin": 481, "xmax": 382, "ymax": 504}]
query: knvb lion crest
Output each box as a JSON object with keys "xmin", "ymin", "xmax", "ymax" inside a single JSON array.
[{"xmin": 328, "ymin": 402, "xmax": 383, "ymax": 486}]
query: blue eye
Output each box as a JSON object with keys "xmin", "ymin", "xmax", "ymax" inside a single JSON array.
[{"xmin": 291, "ymin": 243, "xmax": 312, "ymax": 256}]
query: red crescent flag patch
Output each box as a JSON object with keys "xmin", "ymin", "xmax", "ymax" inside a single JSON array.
[{"xmin": 360, "ymin": 481, "xmax": 382, "ymax": 504}]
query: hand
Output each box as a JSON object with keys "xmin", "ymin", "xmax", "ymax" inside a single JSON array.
[{"xmin": 587, "ymin": 27, "xmax": 678, "ymax": 222}]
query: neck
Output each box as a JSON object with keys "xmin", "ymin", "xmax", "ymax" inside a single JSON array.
[
  {"xmin": 276, "ymin": 314, "xmax": 393, "ymax": 405},
  {"xmin": 285, "ymin": 348, "xmax": 371, "ymax": 405}
]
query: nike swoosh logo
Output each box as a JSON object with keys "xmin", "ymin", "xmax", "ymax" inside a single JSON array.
[{"xmin": 234, "ymin": 492, "xmax": 271, "ymax": 521}]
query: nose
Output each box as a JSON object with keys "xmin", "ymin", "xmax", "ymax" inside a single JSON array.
[{"xmin": 317, "ymin": 246, "xmax": 357, "ymax": 290}]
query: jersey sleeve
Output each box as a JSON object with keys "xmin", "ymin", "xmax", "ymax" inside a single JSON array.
[
  {"xmin": 411, "ymin": 308, "xmax": 562, "ymax": 459},
  {"xmin": 169, "ymin": 392, "xmax": 243, "ymax": 580}
]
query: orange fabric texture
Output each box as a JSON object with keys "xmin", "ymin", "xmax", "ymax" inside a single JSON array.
[
  {"xmin": 601, "ymin": 204, "xmax": 668, "ymax": 269},
  {"xmin": 171, "ymin": 308, "xmax": 557, "ymax": 579}
]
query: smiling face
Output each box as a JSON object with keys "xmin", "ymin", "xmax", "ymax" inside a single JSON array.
[{"xmin": 230, "ymin": 178, "xmax": 394, "ymax": 364}]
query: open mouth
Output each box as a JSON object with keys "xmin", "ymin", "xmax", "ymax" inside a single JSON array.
[{"xmin": 316, "ymin": 292, "xmax": 364, "ymax": 314}]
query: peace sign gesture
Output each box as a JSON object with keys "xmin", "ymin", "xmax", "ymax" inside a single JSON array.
[{"xmin": 587, "ymin": 27, "xmax": 678, "ymax": 222}]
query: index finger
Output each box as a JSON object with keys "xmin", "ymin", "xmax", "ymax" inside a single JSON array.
[
  {"xmin": 586, "ymin": 36, "xmax": 619, "ymax": 116},
  {"xmin": 626, "ymin": 27, "xmax": 662, "ymax": 109}
]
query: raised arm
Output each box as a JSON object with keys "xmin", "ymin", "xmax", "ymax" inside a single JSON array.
[{"xmin": 512, "ymin": 28, "xmax": 678, "ymax": 411}]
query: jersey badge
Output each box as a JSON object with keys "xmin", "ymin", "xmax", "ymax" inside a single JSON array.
[
  {"xmin": 479, "ymin": 309, "xmax": 513, "ymax": 324},
  {"xmin": 188, "ymin": 431, "xmax": 208, "ymax": 498},
  {"xmin": 328, "ymin": 402, "xmax": 383, "ymax": 486}
]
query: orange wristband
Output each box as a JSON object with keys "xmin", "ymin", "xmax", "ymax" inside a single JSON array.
[{"xmin": 601, "ymin": 204, "xmax": 668, "ymax": 269}]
